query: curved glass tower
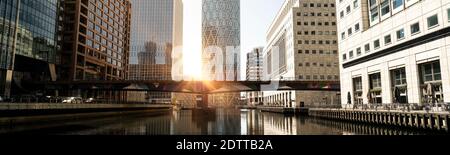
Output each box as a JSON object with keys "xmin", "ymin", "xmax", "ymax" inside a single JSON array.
[
  {"xmin": 202, "ymin": 0, "xmax": 241, "ymax": 107},
  {"xmin": 202, "ymin": 0, "xmax": 240, "ymax": 81}
]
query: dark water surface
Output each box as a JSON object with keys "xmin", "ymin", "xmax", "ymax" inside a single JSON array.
[{"xmin": 0, "ymin": 109, "xmax": 443, "ymax": 135}]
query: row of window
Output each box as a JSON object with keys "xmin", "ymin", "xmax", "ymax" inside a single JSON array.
[
  {"xmin": 297, "ymin": 31, "xmax": 337, "ymax": 36},
  {"xmin": 302, "ymin": 3, "xmax": 335, "ymax": 8},
  {"xmin": 342, "ymin": 13, "xmax": 444, "ymax": 61},
  {"xmin": 368, "ymin": 0, "xmax": 408, "ymax": 24},
  {"xmin": 298, "ymin": 40, "xmax": 338, "ymax": 45},
  {"xmin": 341, "ymin": 23, "xmax": 360, "ymax": 40},
  {"xmin": 298, "ymin": 62, "xmax": 339, "ymax": 68},
  {"xmin": 298, "ymin": 75, "xmax": 339, "ymax": 80},
  {"xmin": 297, "ymin": 21, "xmax": 336, "ymax": 26},
  {"xmin": 351, "ymin": 61, "xmax": 443, "ymax": 104},
  {"xmin": 297, "ymin": 12, "xmax": 336, "ymax": 17},
  {"xmin": 339, "ymin": 0, "xmax": 359, "ymax": 19},
  {"xmin": 298, "ymin": 50, "xmax": 338, "ymax": 55}
]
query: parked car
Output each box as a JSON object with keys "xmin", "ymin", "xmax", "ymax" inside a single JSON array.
[
  {"xmin": 85, "ymin": 98, "xmax": 98, "ymax": 103},
  {"xmin": 62, "ymin": 97, "xmax": 84, "ymax": 104}
]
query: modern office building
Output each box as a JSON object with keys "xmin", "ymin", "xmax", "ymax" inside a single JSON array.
[
  {"xmin": 59, "ymin": 0, "xmax": 131, "ymax": 100},
  {"xmin": 202, "ymin": 0, "xmax": 241, "ymax": 107},
  {"xmin": 246, "ymin": 47, "xmax": 264, "ymax": 81},
  {"xmin": 127, "ymin": 0, "xmax": 184, "ymax": 104},
  {"xmin": 263, "ymin": 0, "xmax": 341, "ymax": 108},
  {"xmin": 0, "ymin": 0, "xmax": 59, "ymax": 97},
  {"xmin": 337, "ymin": 0, "xmax": 450, "ymax": 106},
  {"xmin": 246, "ymin": 47, "xmax": 264, "ymax": 105}
]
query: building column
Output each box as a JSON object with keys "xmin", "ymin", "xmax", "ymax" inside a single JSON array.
[
  {"xmin": 362, "ymin": 69, "xmax": 370, "ymax": 104},
  {"xmin": 381, "ymin": 62, "xmax": 392, "ymax": 104},
  {"xmin": 406, "ymin": 53, "xmax": 421, "ymax": 104},
  {"xmin": 442, "ymin": 46, "xmax": 450, "ymax": 103}
]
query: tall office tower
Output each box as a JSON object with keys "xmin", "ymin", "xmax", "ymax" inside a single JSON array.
[
  {"xmin": 0, "ymin": 0, "xmax": 59, "ymax": 97},
  {"xmin": 263, "ymin": 0, "xmax": 340, "ymax": 108},
  {"xmin": 59, "ymin": 0, "xmax": 131, "ymax": 100},
  {"xmin": 127, "ymin": 0, "xmax": 184, "ymax": 104},
  {"xmin": 338, "ymin": 0, "xmax": 450, "ymax": 106},
  {"xmin": 202, "ymin": 0, "xmax": 241, "ymax": 81},
  {"xmin": 202, "ymin": 0, "xmax": 241, "ymax": 107},
  {"xmin": 246, "ymin": 47, "xmax": 264, "ymax": 106}
]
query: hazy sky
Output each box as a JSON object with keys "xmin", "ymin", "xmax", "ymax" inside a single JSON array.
[
  {"xmin": 182, "ymin": 0, "xmax": 284, "ymax": 79},
  {"xmin": 241, "ymin": 0, "xmax": 284, "ymax": 78}
]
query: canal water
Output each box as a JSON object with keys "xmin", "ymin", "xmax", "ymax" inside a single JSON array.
[{"xmin": 0, "ymin": 109, "xmax": 443, "ymax": 135}]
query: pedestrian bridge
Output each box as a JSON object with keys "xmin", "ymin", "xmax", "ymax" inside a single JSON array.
[{"xmin": 34, "ymin": 80, "xmax": 340, "ymax": 94}]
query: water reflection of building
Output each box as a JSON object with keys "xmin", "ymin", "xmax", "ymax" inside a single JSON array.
[
  {"xmin": 0, "ymin": 0, "xmax": 59, "ymax": 97},
  {"xmin": 240, "ymin": 110, "xmax": 264, "ymax": 135},
  {"xmin": 170, "ymin": 110, "xmax": 202, "ymax": 135},
  {"xmin": 261, "ymin": 113, "xmax": 297, "ymax": 135},
  {"xmin": 338, "ymin": 0, "xmax": 450, "ymax": 106}
]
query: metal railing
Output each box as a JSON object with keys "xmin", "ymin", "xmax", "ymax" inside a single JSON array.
[{"xmin": 341, "ymin": 103, "xmax": 450, "ymax": 113}]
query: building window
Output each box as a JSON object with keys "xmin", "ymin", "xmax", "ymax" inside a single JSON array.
[
  {"xmin": 346, "ymin": 6, "xmax": 351, "ymax": 14},
  {"xmin": 349, "ymin": 51, "xmax": 354, "ymax": 59},
  {"xmin": 353, "ymin": 0, "xmax": 359, "ymax": 9},
  {"xmin": 381, "ymin": 0, "xmax": 390, "ymax": 16},
  {"xmin": 369, "ymin": 73, "xmax": 382, "ymax": 104},
  {"xmin": 370, "ymin": 7, "xmax": 379, "ymax": 22},
  {"xmin": 396, "ymin": 28, "xmax": 405, "ymax": 40},
  {"xmin": 340, "ymin": 11, "xmax": 344, "ymax": 18},
  {"xmin": 411, "ymin": 22, "xmax": 420, "ymax": 35},
  {"xmin": 365, "ymin": 44, "xmax": 370, "ymax": 53},
  {"xmin": 419, "ymin": 61, "xmax": 443, "ymax": 104},
  {"xmin": 343, "ymin": 54, "xmax": 347, "ymax": 61},
  {"xmin": 447, "ymin": 9, "xmax": 450, "ymax": 22},
  {"xmin": 369, "ymin": 0, "xmax": 377, "ymax": 6},
  {"xmin": 356, "ymin": 47, "xmax": 361, "ymax": 56},
  {"xmin": 392, "ymin": 0, "xmax": 404, "ymax": 9},
  {"xmin": 348, "ymin": 28, "xmax": 353, "ymax": 36},
  {"xmin": 392, "ymin": 68, "xmax": 407, "ymax": 86},
  {"xmin": 374, "ymin": 39, "xmax": 380, "ymax": 49},
  {"xmin": 355, "ymin": 23, "xmax": 360, "ymax": 32},
  {"xmin": 421, "ymin": 61, "xmax": 441, "ymax": 82},
  {"xmin": 384, "ymin": 35, "xmax": 392, "ymax": 45},
  {"xmin": 341, "ymin": 32, "xmax": 345, "ymax": 40},
  {"xmin": 390, "ymin": 68, "xmax": 408, "ymax": 103},
  {"xmin": 353, "ymin": 77, "xmax": 363, "ymax": 105},
  {"xmin": 427, "ymin": 14, "xmax": 439, "ymax": 29}
]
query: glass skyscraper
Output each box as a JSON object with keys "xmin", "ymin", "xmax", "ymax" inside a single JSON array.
[
  {"xmin": 128, "ymin": 0, "xmax": 183, "ymax": 104},
  {"xmin": 130, "ymin": 0, "xmax": 173, "ymax": 66},
  {"xmin": 202, "ymin": 0, "xmax": 240, "ymax": 81},
  {"xmin": 202, "ymin": 0, "xmax": 241, "ymax": 107},
  {"xmin": 0, "ymin": 0, "xmax": 58, "ymax": 97}
]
